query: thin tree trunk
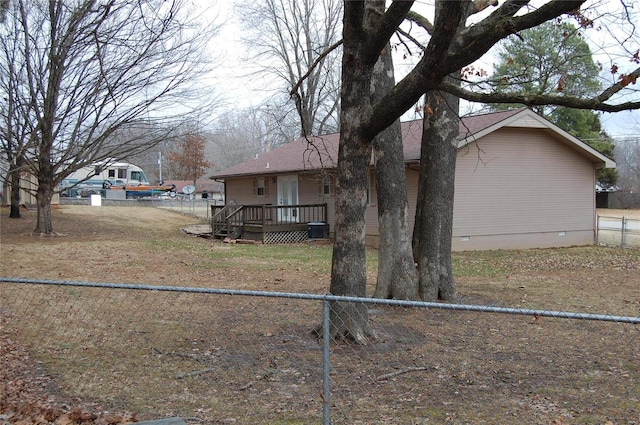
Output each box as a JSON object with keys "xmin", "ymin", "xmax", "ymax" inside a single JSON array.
[
  {"xmin": 371, "ymin": 42, "xmax": 418, "ymax": 300},
  {"xmin": 8, "ymin": 162, "xmax": 22, "ymax": 218},
  {"xmin": 413, "ymin": 87, "xmax": 459, "ymax": 302}
]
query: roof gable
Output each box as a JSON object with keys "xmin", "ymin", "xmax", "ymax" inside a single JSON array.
[
  {"xmin": 457, "ymin": 109, "xmax": 614, "ymax": 168},
  {"xmin": 212, "ymin": 108, "xmax": 614, "ymax": 179}
]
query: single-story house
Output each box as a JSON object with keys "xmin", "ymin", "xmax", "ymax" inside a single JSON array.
[{"xmin": 211, "ymin": 108, "xmax": 615, "ymax": 250}]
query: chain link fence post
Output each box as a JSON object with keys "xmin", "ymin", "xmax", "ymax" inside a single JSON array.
[{"xmin": 322, "ymin": 298, "xmax": 331, "ymax": 425}]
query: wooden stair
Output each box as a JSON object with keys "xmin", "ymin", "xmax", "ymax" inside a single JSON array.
[
  {"xmin": 213, "ymin": 225, "xmax": 242, "ymax": 239},
  {"xmin": 211, "ymin": 205, "xmax": 244, "ymax": 240}
]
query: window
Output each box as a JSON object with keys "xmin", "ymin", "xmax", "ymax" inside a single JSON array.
[
  {"xmin": 367, "ymin": 172, "xmax": 376, "ymax": 206},
  {"xmin": 321, "ymin": 175, "xmax": 334, "ymax": 196},
  {"xmin": 109, "ymin": 168, "xmax": 126, "ymax": 179},
  {"xmin": 253, "ymin": 178, "xmax": 268, "ymax": 197},
  {"xmin": 130, "ymin": 171, "xmax": 146, "ymax": 182}
]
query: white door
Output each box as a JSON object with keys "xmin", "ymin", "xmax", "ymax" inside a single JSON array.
[{"xmin": 277, "ymin": 175, "xmax": 299, "ymax": 222}]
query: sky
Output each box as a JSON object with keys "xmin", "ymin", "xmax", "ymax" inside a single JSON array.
[{"xmin": 205, "ymin": 0, "xmax": 640, "ymax": 140}]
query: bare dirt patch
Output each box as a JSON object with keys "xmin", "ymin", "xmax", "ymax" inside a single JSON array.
[{"xmin": 1, "ymin": 206, "xmax": 639, "ymax": 424}]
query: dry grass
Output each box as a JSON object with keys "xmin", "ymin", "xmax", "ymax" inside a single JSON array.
[{"xmin": 1, "ymin": 205, "xmax": 639, "ymax": 425}]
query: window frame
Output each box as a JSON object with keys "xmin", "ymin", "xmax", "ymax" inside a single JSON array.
[
  {"xmin": 367, "ymin": 171, "xmax": 376, "ymax": 207},
  {"xmin": 253, "ymin": 177, "xmax": 268, "ymax": 197},
  {"xmin": 320, "ymin": 175, "xmax": 335, "ymax": 196}
]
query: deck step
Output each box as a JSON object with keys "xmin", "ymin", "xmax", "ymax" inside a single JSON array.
[{"xmin": 213, "ymin": 226, "xmax": 242, "ymax": 239}]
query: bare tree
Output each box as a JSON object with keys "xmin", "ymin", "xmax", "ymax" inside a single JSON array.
[
  {"xmin": 205, "ymin": 105, "xmax": 300, "ymax": 174},
  {"xmin": 329, "ymin": 0, "xmax": 639, "ymax": 342},
  {"xmin": 0, "ymin": 19, "xmax": 29, "ymax": 218},
  {"xmin": 615, "ymin": 137, "xmax": 640, "ymax": 195},
  {"xmin": 238, "ymin": 0, "xmax": 342, "ymax": 137},
  {"xmin": 0, "ymin": 0, "xmax": 219, "ymax": 234}
]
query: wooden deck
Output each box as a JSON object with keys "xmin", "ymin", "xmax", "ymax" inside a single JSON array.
[{"xmin": 211, "ymin": 204, "xmax": 328, "ymax": 243}]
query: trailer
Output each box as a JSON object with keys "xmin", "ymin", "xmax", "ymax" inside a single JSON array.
[{"xmin": 61, "ymin": 161, "xmax": 175, "ymax": 199}]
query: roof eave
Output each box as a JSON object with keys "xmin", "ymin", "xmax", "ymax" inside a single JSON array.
[
  {"xmin": 210, "ymin": 167, "xmax": 325, "ymax": 180},
  {"xmin": 458, "ymin": 109, "xmax": 617, "ymax": 169}
]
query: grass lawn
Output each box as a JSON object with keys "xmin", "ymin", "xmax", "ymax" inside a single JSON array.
[{"xmin": 1, "ymin": 205, "xmax": 639, "ymax": 424}]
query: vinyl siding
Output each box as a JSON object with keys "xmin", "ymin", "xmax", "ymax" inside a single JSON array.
[
  {"xmin": 224, "ymin": 174, "xmax": 335, "ymax": 232},
  {"xmin": 452, "ymin": 128, "xmax": 595, "ymax": 249},
  {"xmin": 224, "ymin": 177, "xmax": 277, "ymax": 205},
  {"xmin": 223, "ymin": 126, "xmax": 598, "ymax": 250},
  {"xmin": 298, "ymin": 174, "xmax": 335, "ymax": 232}
]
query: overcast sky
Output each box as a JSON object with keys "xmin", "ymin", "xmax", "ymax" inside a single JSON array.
[{"xmin": 206, "ymin": 1, "xmax": 639, "ymax": 139}]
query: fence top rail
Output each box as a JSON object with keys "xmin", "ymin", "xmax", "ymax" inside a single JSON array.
[
  {"xmin": 598, "ymin": 215, "xmax": 640, "ymax": 221},
  {"xmin": 2, "ymin": 277, "xmax": 638, "ymax": 324}
]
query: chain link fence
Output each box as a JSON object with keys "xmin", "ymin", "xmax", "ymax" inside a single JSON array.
[
  {"xmin": 2, "ymin": 278, "xmax": 639, "ymax": 424},
  {"xmin": 151, "ymin": 196, "xmax": 214, "ymax": 220},
  {"xmin": 597, "ymin": 215, "xmax": 640, "ymax": 248},
  {"xmin": 58, "ymin": 195, "xmax": 215, "ymax": 221}
]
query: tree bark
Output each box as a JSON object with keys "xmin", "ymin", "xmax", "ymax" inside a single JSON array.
[
  {"xmin": 34, "ymin": 178, "xmax": 55, "ymax": 235},
  {"xmin": 34, "ymin": 137, "xmax": 55, "ymax": 234},
  {"xmin": 8, "ymin": 156, "xmax": 23, "ymax": 218},
  {"xmin": 328, "ymin": 0, "xmax": 392, "ymax": 343},
  {"xmin": 371, "ymin": 42, "xmax": 418, "ymax": 300},
  {"xmin": 411, "ymin": 1, "xmax": 469, "ymax": 302},
  {"xmin": 329, "ymin": 131, "xmax": 377, "ymax": 341},
  {"xmin": 328, "ymin": 0, "xmax": 614, "ymax": 330},
  {"xmin": 413, "ymin": 86, "xmax": 459, "ymax": 302}
]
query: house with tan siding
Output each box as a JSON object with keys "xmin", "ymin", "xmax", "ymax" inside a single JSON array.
[{"xmin": 211, "ymin": 108, "xmax": 615, "ymax": 250}]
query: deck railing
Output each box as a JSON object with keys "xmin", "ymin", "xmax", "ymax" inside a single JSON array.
[
  {"xmin": 211, "ymin": 203, "xmax": 328, "ymax": 238},
  {"xmin": 242, "ymin": 203, "xmax": 327, "ymax": 226}
]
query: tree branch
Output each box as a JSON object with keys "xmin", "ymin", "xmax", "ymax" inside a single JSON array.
[
  {"xmin": 364, "ymin": 0, "xmax": 595, "ymax": 138},
  {"xmin": 437, "ymin": 67, "xmax": 640, "ymax": 112},
  {"xmin": 364, "ymin": 0, "xmax": 415, "ymax": 65},
  {"xmin": 395, "ymin": 27, "xmax": 425, "ymax": 53},
  {"xmin": 405, "ymin": 0, "xmax": 498, "ymax": 38},
  {"xmin": 596, "ymin": 66, "xmax": 640, "ymax": 103},
  {"xmin": 289, "ymin": 39, "xmax": 343, "ymax": 97},
  {"xmin": 405, "ymin": 10, "xmax": 433, "ymax": 35}
]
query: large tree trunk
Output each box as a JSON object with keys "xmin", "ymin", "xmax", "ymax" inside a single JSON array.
[
  {"xmin": 329, "ymin": 132, "xmax": 377, "ymax": 342},
  {"xmin": 34, "ymin": 178, "xmax": 55, "ymax": 235},
  {"xmin": 328, "ymin": 0, "xmax": 385, "ymax": 343},
  {"xmin": 412, "ymin": 87, "xmax": 459, "ymax": 302},
  {"xmin": 34, "ymin": 150, "xmax": 56, "ymax": 234},
  {"xmin": 371, "ymin": 42, "xmax": 418, "ymax": 300}
]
